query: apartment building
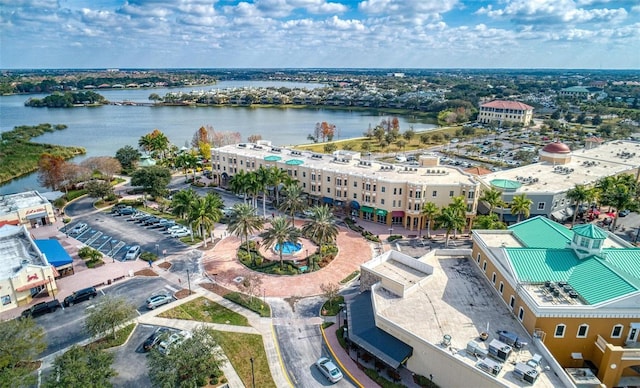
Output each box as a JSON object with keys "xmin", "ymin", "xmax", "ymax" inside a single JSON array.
[
  {"xmin": 211, "ymin": 142, "xmax": 480, "ymax": 230},
  {"xmin": 477, "ymin": 100, "xmax": 534, "ymax": 126}
]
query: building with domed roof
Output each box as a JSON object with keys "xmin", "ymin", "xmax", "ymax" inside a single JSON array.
[{"xmin": 478, "ymin": 140, "xmax": 640, "ymax": 223}]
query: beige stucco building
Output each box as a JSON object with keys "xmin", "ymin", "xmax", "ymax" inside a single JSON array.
[
  {"xmin": 0, "ymin": 225, "xmax": 58, "ymax": 312},
  {"xmin": 477, "ymin": 100, "xmax": 534, "ymax": 126},
  {"xmin": 211, "ymin": 142, "xmax": 480, "ymax": 230},
  {"xmin": 0, "ymin": 191, "xmax": 57, "ymax": 228}
]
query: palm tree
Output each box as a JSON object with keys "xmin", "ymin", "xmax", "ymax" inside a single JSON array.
[
  {"xmin": 268, "ymin": 166, "xmax": 289, "ymax": 206},
  {"xmin": 421, "ymin": 202, "xmax": 439, "ymax": 238},
  {"xmin": 260, "ymin": 217, "xmax": 301, "ymax": 269},
  {"xmin": 175, "ymin": 152, "xmax": 198, "ymax": 181},
  {"xmin": 228, "ymin": 170, "xmax": 251, "ymax": 203},
  {"xmin": 188, "ymin": 192, "xmax": 223, "ymax": 247},
  {"xmin": 434, "ymin": 206, "xmax": 465, "ymax": 247},
  {"xmin": 449, "ymin": 195, "xmax": 467, "ymax": 236},
  {"xmin": 511, "ymin": 194, "xmax": 533, "ymax": 223},
  {"xmin": 566, "ymin": 184, "xmax": 593, "ymax": 227},
  {"xmin": 605, "ymin": 182, "xmax": 637, "ymax": 231},
  {"xmin": 171, "ymin": 189, "xmax": 197, "ymax": 220},
  {"xmin": 480, "ymin": 188, "xmax": 505, "ymax": 216},
  {"xmin": 255, "ymin": 166, "xmax": 271, "ymax": 218},
  {"xmin": 472, "ymin": 214, "xmax": 507, "ymax": 230},
  {"xmin": 227, "ymin": 203, "xmax": 264, "ymax": 265},
  {"xmin": 302, "ymin": 205, "xmax": 339, "ymax": 267},
  {"xmin": 278, "ymin": 182, "xmax": 307, "ymax": 223}
]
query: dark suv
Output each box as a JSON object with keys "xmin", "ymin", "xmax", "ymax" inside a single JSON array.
[
  {"xmin": 20, "ymin": 299, "xmax": 61, "ymax": 319},
  {"xmin": 63, "ymin": 287, "xmax": 98, "ymax": 307}
]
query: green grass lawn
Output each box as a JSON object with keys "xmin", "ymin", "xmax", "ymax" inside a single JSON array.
[
  {"xmin": 157, "ymin": 297, "xmax": 249, "ymax": 326},
  {"xmin": 211, "ymin": 330, "xmax": 276, "ymax": 388}
]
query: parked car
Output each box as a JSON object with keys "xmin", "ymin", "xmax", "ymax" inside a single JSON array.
[
  {"xmin": 315, "ymin": 357, "xmax": 343, "ymax": 383},
  {"xmin": 116, "ymin": 207, "xmax": 135, "ymax": 216},
  {"xmin": 167, "ymin": 225, "xmax": 187, "ymax": 232},
  {"xmin": 171, "ymin": 229, "xmax": 192, "ymax": 238},
  {"xmin": 124, "ymin": 245, "xmax": 141, "ymax": 260},
  {"xmin": 63, "ymin": 287, "xmax": 97, "ymax": 307},
  {"xmin": 20, "ymin": 299, "xmax": 61, "ymax": 319},
  {"xmin": 142, "ymin": 327, "xmax": 172, "ymax": 352},
  {"xmin": 157, "ymin": 219, "xmax": 176, "ymax": 229},
  {"xmin": 158, "ymin": 330, "xmax": 191, "ymax": 355},
  {"xmin": 143, "ymin": 217, "xmax": 162, "ymax": 226},
  {"xmin": 146, "ymin": 293, "xmax": 173, "ymax": 309},
  {"xmin": 68, "ymin": 222, "xmax": 89, "ymax": 235},
  {"xmin": 619, "ymin": 209, "xmax": 631, "ymax": 217}
]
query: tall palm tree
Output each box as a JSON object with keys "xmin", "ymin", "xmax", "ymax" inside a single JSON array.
[
  {"xmin": 434, "ymin": 206, "xmax": 465, "ymax": 247},
  {"xmin": 260, "ymin": 217, "xmax": 301, "ymax": 269},
  {"xmin": 268, "ymin": 166, "xmax": 289, "ymax": 206},
  {"xmin": 449, "ymin": 195, "xmax": 467, "ymax": 236},
  {"xmin": 511, "ymin": 193, "xmax": 533, "ymax": 223},
  {"xmin": 472, "ymin": 214, "xmax": 507, "ymax": 230},
  {"xmin": 605, "ymin": 183, "xmax": 637, "ymax": 231},
  {"xmin": 228, "ymin": 170, "xmax": 251, "ymax": 203},
  {"xmin": 188, "ymin": 192, "xmax": 223, "ymax": 247},
  {"xmin": 171, "ymin": 189, "xmax": 197, "ymax": 220},
  {"xmin": 302, "ymin": 205, "xmax": 339, "ymax": 266},
  {"xmin": 227, "ymin": 203, "xmax": 264, "ymax": 265},
  {"xmin": 278, "ymin": 182, "xmax": 307, "ymax": 223},
  {"xmin": 480, "ymin": 188, "xmax": 505, "ymax": 216},
  {"xmin": 421, "ymin": 202, "xmax": 439, "ymax": 238},
  {"xmin": 255, "ymin": 166, "xmax": 271, "ymax": 218},
  {"xmin": 175, "ymin": 152, "xmax": 198, "ymax": 181},
  {"xmin": 566, "ymin": 184, "xmax": 593, "ymax": 227}
]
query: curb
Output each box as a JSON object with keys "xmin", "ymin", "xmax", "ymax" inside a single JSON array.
[
  {"xmin": 270, "ymin": 324, "xmax": 295, "ymax": 388},
  {"xmin": 320, "ymin": 324, "xmax": 364, "ymax": 388}
]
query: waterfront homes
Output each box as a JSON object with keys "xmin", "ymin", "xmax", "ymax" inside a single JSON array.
[
  {"xmin": 350, "ymin": 249, "xmax": 565, "ymax": 387},
  {"xmin": 211, "ymin": 142, "xmax": 480, "ymax": 230},
  {"xmin": 472, "ymin": 217, "xmax": 640, "ymax": 387},
  {"xmin": 0, "ymin": 225, "xmax": 59, "ymax": 312},
  {"xmin": 0, "ymin": 191, "xmax": 57, "ymax": 228},
  {"xmin": 477, "ymin": 140, "xmax": 640, "ymax": 223},
  {"xmin": 477, "ymin": 100, "xmax": 534, "ymax": 126}
]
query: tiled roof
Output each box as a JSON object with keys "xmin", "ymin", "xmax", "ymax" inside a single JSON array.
[
  {"xmin": 480, "ymin": 100, "xmax": 534, "ymax": 111},
  {"xmin": 506, "ymin": 248, "xmax": 639, "ymax": 305},
  {"xmin": 509, "ymin": 216, "xmax": 573, "ymax": 248},
  {"xmin": 573, "ymin": 224, "xmax": 607, "ymax": 240},
  {"xmin": 464, "ymin": 166, "xmax": 492, "ymax": 176}
]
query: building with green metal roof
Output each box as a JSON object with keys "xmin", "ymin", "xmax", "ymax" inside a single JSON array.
[{"xmin": 472, "ymin": 216, "xmax": 640, "ymax": 387}]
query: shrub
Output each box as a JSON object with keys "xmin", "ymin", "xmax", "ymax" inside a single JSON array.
[
  {"xmin": 387, "ymin": 235, "xmax": 403, "ymax": 242},
  {"xmin": 140, "ymin": 251, "xmax": 158, "ymax": 262}
]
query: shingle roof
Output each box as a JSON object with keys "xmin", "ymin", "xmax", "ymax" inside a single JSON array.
[
  {"xmin": 480, "ymin": 100, "xmax": 534, "ymax": 111},
  {"xmin": 509, "ymin": 216, "xmax": 573, "ymax": 248}
]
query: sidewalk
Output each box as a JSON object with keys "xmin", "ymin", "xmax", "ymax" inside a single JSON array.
[{"xmin": 322, "ymin": 323, "xmax": 377, "ymax": 387}]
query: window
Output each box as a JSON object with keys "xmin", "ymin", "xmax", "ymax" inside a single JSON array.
[
  {"xmin": 327, "ymin": 188, "xmax": 331, "ymax": 194},
  {"xmin": 381, "ymin": 187, "xmax": 385, "ymax": 193},
  {"xmin": 518, "ymin": 307, "xmax": 524, "ymax": 321},
  {"xmin": 492, "ymin": 272, "xmax": 496, "ymax": 284},
  {"xmin": 240, "ymin": 160, "xmax": 243, "ymax": 165},
  {"xmin": 398, "ymin": 200, "xmax": 401, "ymax": 207},
  {"xmin": 449, "ymin": 190, "xmax": 454, "ymax": 197},
  {"xmin": 365, "ymin": 183, "xmax": 371, "ymax": 191},
  {"xmin": 499, "ymin": 282, "xmax": 504, "ymax": 294},
  {"xmin": 399, "ymin": 188, "xmax": 402, "ymax": 195},
  {"xmin": 380, "ymin": 199, "xmax": 385, "ymax": 205},
  {"xmin": 509, "ymin": 296, "xmax": 515, "ymax": 309},
  {"xmin": 393, "ymin": 200, "xmax": 396, "ymax": 207},
  {"xmin": 373, "ymin": 185, "xmax": 376, "ymax": 192},
  {"xmin": 432, "ymin": 190, "xmax": 437, "ymax": 197},
  {"xmin": 554, "ymin": 324, "xmax": 566, "ymax": 338},
  {"xmin": 579, "ymin": 238, "xmax": 590, "ymax": 248},
  {"xmin": 593, "ymin": 239, "xmax": 602, "ymax": 249},
  {"xmin": 477, "ymin": 253, "xmax": 481, "ymax": 263},
  {"xmin": 302, "ymin": 172, "xmax": 306, "ymax": 178},
  {"xmin": 537, "ymin": 202, "xmax": 545, "ymax": 210},
  {"xmin": 393, "ymin": 188, "xmax": 397, "ymax": 195},
  {"xmin": 354, "ymin": 181, "xmax": 357, "ymax": 187},
  {"xmin": 468, "ymin": 191, "xmax": 474, "ymax": 199},
  {"xmin": 577, "ymin": 324, "xmax": 589, "ymax": 338},
  {"xmin": 611, "ymin": 325, "xmax": 623, "ymax": 338},
  {"xmin": 312, "ymin": 174, "xmax": 316, "ymax": 181},
  {"xmin": 482, "ymin": 261, "xmax": 487, "ymax": 272},
  {"xmin": 416, "ymin": 191, "xmax": 421, "ymax": 199},
  {"xmin": 353, "ymin": 194, "xmax": 357, "ymax": 199},
  {"xmin": 327, "ymin": 176, "xmax": 331, "ymax": 182},
  {"xmin": 409, "ymin": 190, "xmax": 413, "ymax": 198}
]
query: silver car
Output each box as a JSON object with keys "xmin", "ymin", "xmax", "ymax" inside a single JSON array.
[
  {"xmin": 146, "ymin": 293, "xmax": 173, "ymax": 309},
  {"xmin": 315, "ymin": 357, "xmax": 343, "ymax": 383},
  {"xmin": 124, "ymin": 245, "xmax": 141, "ymax": 260}
]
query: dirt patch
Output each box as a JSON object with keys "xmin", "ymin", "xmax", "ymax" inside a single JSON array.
[
  {"xmin": 133, "ymin": 268, "xmax": 158, "ymax": 277},
  {"xmin": 174, "ymin": 289, "xmax": 196, "ymax": 299},
  {"xmin": 284, "ymin": 296, "xmax": 302, "ymax": 311},
  {"xmin": 200, "ymin": 282, "xmax": 231, "ymax": 297},
  {"xmin": 157, "ymin": 261, "xmax": 171, "ymax": 270}
]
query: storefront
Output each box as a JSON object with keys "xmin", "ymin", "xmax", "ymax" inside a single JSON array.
[{"xmin": 0, "ymin": 191, "xmax": 56, "ymax": 228}]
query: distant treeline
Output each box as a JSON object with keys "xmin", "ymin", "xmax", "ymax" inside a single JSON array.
[{"xmin": 25, "ymin": 91, "xmax": 107, "ymax": 108}]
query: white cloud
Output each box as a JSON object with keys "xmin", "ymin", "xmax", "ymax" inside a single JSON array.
[{"xmin": 481, "ymin": 0, "xmax": 628, "ymax": 25}]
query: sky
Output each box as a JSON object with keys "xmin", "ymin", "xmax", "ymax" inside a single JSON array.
[{"xmin": 1, "ymin": 0, "xmax": 639, "ymax": 69}]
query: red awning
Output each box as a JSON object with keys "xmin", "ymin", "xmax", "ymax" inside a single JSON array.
[
  {"xmin": 391, "ymin": 211, "xmax": 405, "ymax": 217},
  {"xmin": 606, "ymin": 212, "xmax": 617, "ymax": 218},
  {"xmin": 0, "ymin": 219, "xmax": 20, "ymax": 227},
  {"xmin": 15, "ymin": 278, "xmax": 49, "ymax": 292}
]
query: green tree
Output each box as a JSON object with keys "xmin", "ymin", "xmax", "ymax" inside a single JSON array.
[
  {"xmin": 0, "ymin": 318, "xmax": 46, "ymax": 388},
  {"xmin": 255, "ymin": 166, "xmax": 271, "ymax": 217},
  {"xmin": 171, "ymin": 188, "xmax": 198, "ymax": 220},
  {"xmin": 323, "ymin": 143, "xmax": 337, "ymax": 153},
  {"xmin": 302, "ymin": 205, "xmax": 339, "ymax": 255},
  {"xmin": 175, "ymin": 152, "xmax": 198, "ymax": 181},
  {"xmin": 260, "ymin": 216, "xmax": 301, "ymax": 269},
  {"xmin": 44, "ymin": 345, "xmax": 116, "ymax": 388},
  {"xmin": 115, "ymin": 145, "xmax": 141, "ymax": 171},
  {"xmin": 147, "ymin": 326, "xmax": 224, "ymax": 388},
  {"xmin": 267, "ymin": 166, "xmax": 289, "ymax": 206},
  {"xmin": 85, "ymin": 180, "xmax": 114, "ymax": 200},
  {"xmin": 472, "ymin": 214, "xmax": 507, "ymax": 230},
  {"xmin": 139, "ymin": 129, "xmax": 170, "ymax": 160},
  {"xmin": 421, "ymin": 202, "xmax": 439, "ymax": 238},
  {"xmin": 278, "ymin": 182, "xmax": 307, "ymax": 223},
  {"xmin": 188, "ymin": 192, "xmax": 223, "ymax": 247},
  {"xmin": 566, "ymin": 184, "xmax": 594, "ymax": 227},
  {"xmin": 130, "ymin": 165, "xmax": 171, "ymax": 198},
  {"xmin": 434, "ymin": 206, "xmax": 465, "ymax": 246},
  {"xmin": 228, "ymin": 170, "xmax": 252, "ymax": 204},
  {"xmin": 480, "ymin": 188, "xmax": 505, "ymax": 216},
  {"xmin": 511, "ymin": 194, "xmax": 533, "ymax": 223},
  {"xmin": 228, "ymin": 203, "xmax": 265, "ymax": 264},
  {"xmin": 85, "ymin": 296, "xmax": 136, "ymax": 340},
  {"xmin": 449, "ymin": 195, "xmax": 468, "ymax": 236}
]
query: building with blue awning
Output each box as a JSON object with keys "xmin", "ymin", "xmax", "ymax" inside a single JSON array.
[{"xmin": 34, "ymin": 239, "xmax": 73, "ymax": 274}]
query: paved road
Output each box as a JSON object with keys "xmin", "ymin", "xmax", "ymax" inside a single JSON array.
[{"xmin": 271, "ymin": 297, "xmax": 355, "ymax": 387}]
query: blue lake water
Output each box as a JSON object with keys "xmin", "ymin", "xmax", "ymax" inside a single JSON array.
[{"xmin": 0, "ymin": 81, "xmax": 436, "ymax": 194}]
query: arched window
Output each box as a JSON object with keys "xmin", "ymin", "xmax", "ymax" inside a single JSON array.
[
  {"xmin": 577, "ymin": 324, "xmax": 589, "ymax": 338},
  {"xmin": 554, "ymin": 324, "xmax": 566, "ymax": 338}
]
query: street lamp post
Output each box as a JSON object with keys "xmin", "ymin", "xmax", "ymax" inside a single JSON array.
[
  {"xmin": 155, "ymin": 244, "xmax": 159, "ymax": 258},
  {"xmin": 250, "ymin": 357, "xmax": 255, "ymax": 388},
  {"xmin": 186, "ymin": 269, "xmax": 191, "ymax": 295},
  {"xmin": 109, "ymin": 240, "xmax": 114, "ymax": 263},
  {"xmin": 48, "ymin": 276, "xmax": 55, "ymax": 300},
  {"xmin": 306, "ymin": 249, "xmax": 309, "ymax": 267}
]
